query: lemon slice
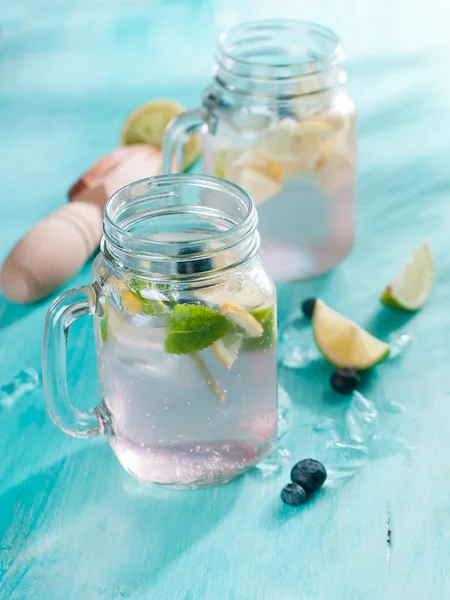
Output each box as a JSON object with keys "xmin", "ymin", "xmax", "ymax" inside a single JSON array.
[
  {"xmin": 381, "ymin": 241, "xmax": 434, "ymax": 310},
  {"xmin": 238, "ymin": 167, "xmax": 282, "ymax": 206},
  {"xmin": 258, "ymin": 119, "xmax": 335, "ymax": 177},
  {"xmin": 121, "ymin": 290, "xmax": 143, "ymax": 315},
  {"xmin": 120, "ymin": 99, "xmax": 201, "ymax": 170},
  {"xmin": 192, "ymin": 280, "xmax": 267, "ymax": 309},
  {"xmin": 212, "ymin": 330, "xmax": 244, "ymax": 369},
  {"xmin": 220, "ymin": 301, "xmax": 263, "ymax": 338},
  {"xmin": 313, "ymin": 299, "xmax": 390, "ymax": 370}
]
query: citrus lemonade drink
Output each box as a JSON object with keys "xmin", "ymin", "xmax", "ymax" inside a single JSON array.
[
  {"xmin": 204, "ymin": 108, "xmax": 357, "ymax": 281},
  {"xmin": 95, "ymin": 272, "xmax": 277, "ymax": 487}
]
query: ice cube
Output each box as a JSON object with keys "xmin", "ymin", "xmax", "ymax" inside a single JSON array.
[
  {"xmin": 345, "ymin": 392, "xmax": 379, "ymax": 444},
  {"xmin": 0, "ymin": 368, "xmax": 41, "ymax": 407}
]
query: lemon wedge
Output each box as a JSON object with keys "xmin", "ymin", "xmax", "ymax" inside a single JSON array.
[
  {"xmin": 220, "ymin": 301, "xmax": 263, "ymax": 338},
  {"xmin": 313, "ymin": 299, "xmax": 390, "ymax": 370},
  {"xmin": 238, "ymin": 167, "xmax": 282, "ymax": 206},
  {"xmin": 381, "ymin": 241, "xmax": 434, "ymax": 311},
  {"xmin": 192, "ymin": 280, "xmax": 267, "ymax": 309},
  {"xmin": 121, "ymin": 290, "xmax": 143, "ymax": 315},
  {"xmin": 212, "ymin": 330, "xmax": 244, "ymax": 369},
  {"xmin": 258, "ymin": 119, "xmax": 335, "ymax": 177},
  {"xmin": 120, "ymin": 99, "xmax": 201, "ymax": 170}
]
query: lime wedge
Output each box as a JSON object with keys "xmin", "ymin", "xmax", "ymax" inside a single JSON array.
[
  {"xmin": 120, "ymin": 99, "xmax": 201, "ymax": 170},
  {"xmin": 380, "ymin": 241, "xmax": 434, "ymax": 311},
  {"xmin": 212, "ymin": 330, "xmax": 244, "ymax": 369},
  {"xmin": 313, "ymin": 299, "xmax": 390, "ymax": 370},
  {"xmin": 244, "ymin": 305, "xmax": 276, "ymax": 350},
  {"xmin": 220, "ymin": 301, "xmax": 263, "ymax": 338}
]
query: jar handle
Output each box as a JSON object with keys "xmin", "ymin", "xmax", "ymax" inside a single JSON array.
[
  {"xmin": 162, "ymin": 107, "xmax": 208, "ymax": 173},
  {"xmin": 43, "ymin": 283, "xmax": 104, "ymax": 437}
]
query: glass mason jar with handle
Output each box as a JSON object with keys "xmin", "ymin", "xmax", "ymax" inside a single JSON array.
[
  {"xmin": 43, "ymin": 174, "xmax": 278, "ymax": 488},
  {"xmin": 163, "ymin": 20, "xmax": 357, "ymax": 283}
]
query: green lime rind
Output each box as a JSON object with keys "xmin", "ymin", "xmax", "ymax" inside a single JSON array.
[
  {"xmin": 243, "ymin": 306, "xmax": 276, "ymax": 350},
  {"xmin": 379, "ymin": 241, "xmax": 434, "ymax": 311},
  {"xmin": 165, "ymin": 304, "xmax": 232, "ymax": 355},
  {"xmin": 380, "ymin": 288, "xmax": 405, "ymax": 310},
  {"xmin": 100, "ymin": 317, "xmax": 108, "ymax": 343}
]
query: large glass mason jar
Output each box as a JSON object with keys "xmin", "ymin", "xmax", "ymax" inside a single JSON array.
[
  {"xmin": 43, "ymin": 174, "xmax": 278, "ymax": 488},
  {"xmin": 163, "ymin": 20, "xmax": 357, "ymax": 282}
]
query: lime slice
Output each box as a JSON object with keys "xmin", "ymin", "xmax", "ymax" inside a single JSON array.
[
  {"xmin": 220, "ymin": 301, "xmax": 263, "ymax": 338},
  {"xmin": 313, "ymin": 299, "xmax": 390, "ymax": 370},
  {"xmin": 238, "ymin": 167, "xmax": 283, "ymax": 206},
  {"xmin": 120, "ymin": 99, "xmax": 201, "ymax": 170},
  {"xmin": 244, "ymin": 305, "xmax": 276, "ymax": 350},
  {"xmin": 212, "ymin": 330, "xmax": 244, "ymax": 369},
  {"xmin": 381, "ymin": 241, "xmax": 434, "ymax": 310}
]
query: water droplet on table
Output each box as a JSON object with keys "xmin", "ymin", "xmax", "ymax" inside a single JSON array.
[
  {"xmin": 313, "ymin": 418, "xmax": 341, "ymax": 441},
  {"xmin": 0, "ymin": 368, "xmax": 41, "ymax": 407},
  {"xmin": 382, "ymin": 400, "xmax": 406, "ymax": 414},
  {"xmin": 313, "ymin": 417, "xmax": 337, "ymax": 432},
  {"xmin": 254, "ymin": 447, "xmax": 291, "ymax": 477},
  {"xmin": 345, "ymin": 392, "xmax": 379, "ymax": 444},
  {"xmin": 387, "ymin": 332, "xmax": 412, "ymax": 360},
  {"xmin": 368, "ymin": 434, "xmax": 414, "ymax": 461}
]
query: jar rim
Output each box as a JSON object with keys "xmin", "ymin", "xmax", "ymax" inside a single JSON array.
[
  {"xmin": 102, "ymin": 173, "xmax": 259, "ymax": 279},
  {"xmin": 214, "ymin": 19, "xmax": 346, "ymax": 98}
]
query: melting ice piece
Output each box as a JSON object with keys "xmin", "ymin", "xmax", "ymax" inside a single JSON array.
[
  {"xmin": 0, "ymin": 368, "xmax": 42, "ymax": 407},
  {"xmin": 320, "ymin": 440, "xmax": 369, "ymax": 486},
  {"xmin": 313, "ymin": 418, "xmax": 341, "ymax": 441},
  {"xmin": 345, "ymin": 391, "xmax": 379, "ymax": 444},
  {"xmin": 254, "ymin": 447, "xmax": 291, "ymax": 477},
  {"xmin": 278, "ymin": 318, "xmax": 321, "ymax": 369},
  {"xmin": 277, "ymin": 385, "xmax": 292, "ymax": 439},
  {"xmin": 367, "ymin": 435, "xmax": 414, "ymax": 461},
  {"xmin": 387, "ymin": 332, "xmax": 412, "ymax": 360},
  {"xmin": 313, "ymin": 418, "xmax": 337, "ymax": 432}
]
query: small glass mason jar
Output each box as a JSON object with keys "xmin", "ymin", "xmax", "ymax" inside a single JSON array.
[
  {"xmin": 163, "ymin": 20, "xmax": 357, "ymax": 282},
  {"xmin": 43, "ymin": 174, "xmax": 278, "ymax": 488}
]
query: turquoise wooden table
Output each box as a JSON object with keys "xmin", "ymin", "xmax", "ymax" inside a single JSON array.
[{"xmin": 1, "ymin": 1, "xmax": 450, "ymax": 598}]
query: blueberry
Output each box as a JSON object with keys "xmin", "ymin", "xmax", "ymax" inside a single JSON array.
[
  {"xmin": 177, "ymin": 244, "xmax": 213, "ymax": 275},
  {"xmin": 290, "ymin": 459, "xmax": 327, "ymax": 494},
  {"xmin": 280, "ymin": 483, "xmax": 307, "ymax": 506},
  {"xmin": 330, "ymin": 368, "xmax": 361, "ymax": 395},
  {"xmin": 301, "ymin": 297, "xmax": 316, "ymax": 319}
]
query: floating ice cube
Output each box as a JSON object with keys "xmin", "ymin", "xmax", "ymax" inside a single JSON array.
[
  {"xmin": 0, "ymin": 368, "xmax": 41, "ymax": 407},
  {"xmin": 345, "ymin": 392, "xmax": 379, "ymax": 444}
]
